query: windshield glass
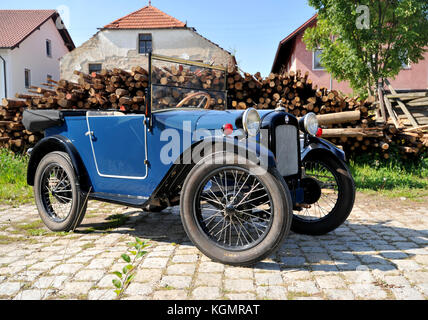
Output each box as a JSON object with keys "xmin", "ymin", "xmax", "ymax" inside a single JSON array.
[{"xmin": 151, "ymin": 55, "xmax": 227, "ymax": 111}]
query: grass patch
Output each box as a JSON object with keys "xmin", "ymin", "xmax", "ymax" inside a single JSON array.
[
  {"xmin": 0, "ymin": 148, "xmax": 33, "ymax": 205},
  {"xmin": 349, "ymin": 154, "xmax": 428, "ymax": 199}
]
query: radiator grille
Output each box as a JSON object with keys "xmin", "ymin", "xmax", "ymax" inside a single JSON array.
[{"xmin": 275, "ymin": 125, "xmax": 299, "ymax": 176}]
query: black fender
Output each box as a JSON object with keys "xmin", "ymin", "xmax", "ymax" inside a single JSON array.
[
  {"xmin": 187, "ymin": 135, "xmax": 277, "ymax": 169},
  {"xmin": 27, "ymin": 135, "xmax": 91, "ymax": 191},
  {"xmin": 301, "ymin": 136, "xmax": 347, "ymax": 162}
]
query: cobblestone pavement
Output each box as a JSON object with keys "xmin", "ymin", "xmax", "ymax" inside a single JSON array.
[{"xmin": 0, "ymin": 193, "xmax": 427, "ymax": 300}]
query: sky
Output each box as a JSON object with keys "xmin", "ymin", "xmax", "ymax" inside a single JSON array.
[{"xmin": 1, "ymin": 0, "xmax": 316, "ymax": 76}]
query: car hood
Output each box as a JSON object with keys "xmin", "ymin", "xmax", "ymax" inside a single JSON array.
[{"xmin": 196, "ymin": 109, "xmax": 274, "ymax": 130}]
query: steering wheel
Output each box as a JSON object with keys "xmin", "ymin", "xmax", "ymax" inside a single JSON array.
[{"xmin": 176, "ymin": 92, "xmax": 212, "ymax": 109}]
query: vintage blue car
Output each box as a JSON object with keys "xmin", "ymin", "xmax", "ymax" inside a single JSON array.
[{"xmin": 22, "ymin": 54, "xmax": 355, "ymax": 266}]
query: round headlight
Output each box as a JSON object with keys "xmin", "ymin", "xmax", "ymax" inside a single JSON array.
[
  {"xmin": 242, "ymin": 108, "xmax": 261, "ymax": 137},
  {"xmin": 302, "ymin": 112, "xmax": 319, "ymax": 136}
]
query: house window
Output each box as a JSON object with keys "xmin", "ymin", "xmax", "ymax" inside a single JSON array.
[
  {"xmin": 46, "ymin": 39, "xmax": 52, "ymax": 57},
  {"xmin": 313, "ymin": 49, "xmax": 325, "ymax": 70},
  {"xmin": 138, "ymin": 34, "xmax": 152, "ymax": 54},
  {"xmin": 88, "ymin": 63, "xmax": 102, "ymax": 74},
  {"xmin": 24, "ymin": 69, "xmax": 31, "ymax": 88},
  {"xmin": 47, "ymin": 74, "xmax": 52, "ymax": 81}
]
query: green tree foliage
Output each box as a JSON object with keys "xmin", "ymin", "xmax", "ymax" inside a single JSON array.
[{"xmin": 303, "ymin": 0, "xmax": 428, "ymax": 97}]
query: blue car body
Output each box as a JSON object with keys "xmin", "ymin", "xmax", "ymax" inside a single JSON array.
[{"xmin": 25, "ymin": 54, "xmax": 346, "ymax": 209}]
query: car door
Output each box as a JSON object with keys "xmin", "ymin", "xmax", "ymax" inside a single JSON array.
[{"xmin": 86, "ymin": 112, "xmax": 148, "ymax": 179}]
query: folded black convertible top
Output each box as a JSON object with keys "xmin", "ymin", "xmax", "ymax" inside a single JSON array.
[{"xmin": 22, "ymin": 110, "xmax": 64, "ymax": 132}]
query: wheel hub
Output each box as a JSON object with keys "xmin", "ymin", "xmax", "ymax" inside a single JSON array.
[{"xmin": 225, "ymin": 204, "xmax": 236, "ymax": 217}]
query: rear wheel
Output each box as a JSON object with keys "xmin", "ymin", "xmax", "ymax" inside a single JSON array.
[
  {"xmin": 34, "ymin": 152, "xmax": 87, "ymax": 232},
  {"xmin": 180, "ymin": 154, "xmax": 292, "ymax": 266},
  {"xmin": 291, "ymin": 154, "xmax": 355, "ymax": 235}
]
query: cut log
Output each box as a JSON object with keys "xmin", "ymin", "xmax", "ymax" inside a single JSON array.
[{"xmin": 316, "ymin": 110, "xmax": 361, "ymax": 126}]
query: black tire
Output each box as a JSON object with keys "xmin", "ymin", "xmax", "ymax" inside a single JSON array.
[
  {"xmin": 291, "ymin": 153, "xmax": 356, "ymax": 235},
  {"xmin": 34, "ymin": 151, "xmax": 87, "ymax": 232},
  {"xmin": 180, "ymin": 153, "xmax": 292, "ymax": 266}
]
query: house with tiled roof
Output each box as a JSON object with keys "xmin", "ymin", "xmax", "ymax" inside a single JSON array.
[
  {"xmin": 0, "ymin": 10, "xmax": 75, "ymax": 100},
  {"xmin": 272, "ymin": 15, "xmax": 428, "ymax": 94},
  {"xmin": 60, "ymin": 4, "xmax": 236, "ymax": 81}
]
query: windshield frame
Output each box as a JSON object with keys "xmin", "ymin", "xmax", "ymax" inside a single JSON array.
[{"xmin": 148, "ymin": 53, "xmax": 228, "ymax": 114}]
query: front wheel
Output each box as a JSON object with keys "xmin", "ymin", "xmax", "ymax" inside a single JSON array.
[
  {"xmin": 291, "ymin": 153, "xmax": 356, "ymax": 235},
  {"xmin": 180, "ymin": 154, "xmax": 292, "ymax": 266},
  {"xmin": 34, "ymin": 151, "xmax": 87, "ymax": 232}
]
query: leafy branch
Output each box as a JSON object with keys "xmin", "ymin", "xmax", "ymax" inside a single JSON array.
[{"xmin": 112, "ymin": 237, "xmax": 150, "ymax": 299}]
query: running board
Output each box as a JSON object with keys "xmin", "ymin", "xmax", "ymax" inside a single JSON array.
[{"xmin": 87, "ymin": 192, "xmax": 149, "ymax": 208}]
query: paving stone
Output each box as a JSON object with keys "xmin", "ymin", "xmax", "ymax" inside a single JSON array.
[
  {"xmin": 415, "ymin": 283, "xmax": 428, "ymax": 296},
  {"xmin": 256, "ymin": 286, "xmax": 287, "ymax": 300},
  {"xmin": 195, "ymin": 273, "xmax": 223, "ymax": 287},
  {"xmin": 146, "ymin": 251, "xmax": 174, "ymax": 258},
  {"xmin": 134, "ymin": 269, "xmax": 163, "ymax": 284},
  {"xmin": 73, "ymin": 269, "xmax": 105, "ymax": 281},
  {"xmin": 379, "ymin": 251, "xmax": 409, "ymax": 259},
  {"xmin": 125, "ymin": 283, "xmax": 153, "ymax": 296},
  {"xmin": 160, "ymin": 276, "xmax": 192, "ymax": 289},
  {"xmin": 280, "ymin": 256, "xmax": 306, "ymax": 267},
  {"xmin": 59, "ymin": 281, "xmax": 94, "ymax": 296},
  {"xmin": 323, "ymin": 289, "xmax": 355, "ymax": 300},
  {"xmin": 349, "ymin": 284, "xmax": 388, "ymax": 300},
  {"xmin": 33, "ymin": 276, "xmax": 69, "ymax": 289},
  {"xmin": 254, "ymin": 273, "xmax": 283, "ymax": 286},
  {"xmin": 198, "ymin": 262, "xmax": 224, "ymax": 273},
  {"xmin": 315, "ymin": 276, "xmax": 347, "ymax": 289},
  {"xmin": 392, "ymin": 259, "xmax": 422, "ymax": 271},
  {"xmin": 288, "ymin": 281, "xmax": 320, "ymax": 295},
  {"xmin": 88, "ymin": 289, "xmax": 117, "ymax": 300},
  {"xmin": 14, "ymin": 289, "xmax": 55, "ymax": 300},
  {"xmin": 226, "ymin": 293, "xmax": 256, "ymax": 300},
  {"xmin": 167, "ymin": 264, "xmax": 196, "ymax": 275},
  {"xmin": 49, "ymin": 264, "xmax": 84, "ymax": 275},
  {"xmin": 141, "ymin": 258, "xmax": 169, "ymax": 269},
  {"xmin": 191, "ymin": 287, "xmax": 221, "ymax": 300},
  {"xmin": 224, "ymin": 279, "xmax": 254, "ymax": 292},
  {"xmin": 0, "ymin": 282, "xmax": 21, "ymax": 296},
  {"xmin": 391, "ymin": 287, "xmax": 424, "ymax": 300},
  {"xmin": 86, "ymin": 258, "xmax": 114, "ymax": 269},
  {"xmin": 282, "ymin": 271, "xmax": 312, "ymax": 282},
  {"xmin": 172, "ymin": 255, "xmax": 199, "ymax": 263},
  {"xmin": 9, "ymin": 270, "xmax": 43, "ymax": 282},
  {"xmin": 96, "ymin": 274, "xmax": 116, "ymax": 288},
  {"xmin": 225, "ymin": 267, "xmax": 253, "ymax": 279},
  {"xmin": 153, "ymin": 290, "xmax": 188, "ymax": 300}
]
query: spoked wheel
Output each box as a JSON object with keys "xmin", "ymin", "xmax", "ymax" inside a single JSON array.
[
  {"xmin": 197, "ymin": 167, "xmax": 274, "ymax": 250},
  {"xmin": 291, "ymin": 154, "xmax": 356, "ymax": 235},
  {"xmin": 34, "ymin": 152, "xmax": 87, "ymax": 232},
  {"xmin": 180, "ymin": 153, "xmax": 292, "ymax": 266}
]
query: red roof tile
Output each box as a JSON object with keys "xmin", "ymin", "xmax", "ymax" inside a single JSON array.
[
  {"xmin": 0, "ymin": 10, "xmax": 60, "ymax": 48},
  {"xmin": 103, "ymin": 5, "xmax": 186, "ymax": 29}
]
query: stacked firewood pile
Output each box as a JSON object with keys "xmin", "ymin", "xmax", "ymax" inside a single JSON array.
[
  {"xmin": 225, "ymin": 69, "xmax": 425, "ymax": 158},
  {"xmin": 151, "ymin": 64, "xmax": 227, "ymax": 110},
  {"xmin": 0, "ymin": 98, "xmax": 43, "ymax": 151},
  {"xmin": 0, "ymin": 63, "xmax": 426, "ymax": 158}
]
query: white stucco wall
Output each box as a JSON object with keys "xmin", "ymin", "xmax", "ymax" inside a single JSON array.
[
  {"xmin": 0, "ymin": 49, "xmax": 11, "ymax": 100},
  {"xmin": 60, "ymin": 28, "xmax": 234, "ymax": 82},
  {"xmin": 1, "ymin": 18, "xmax": 69, "ymax": 100}
]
